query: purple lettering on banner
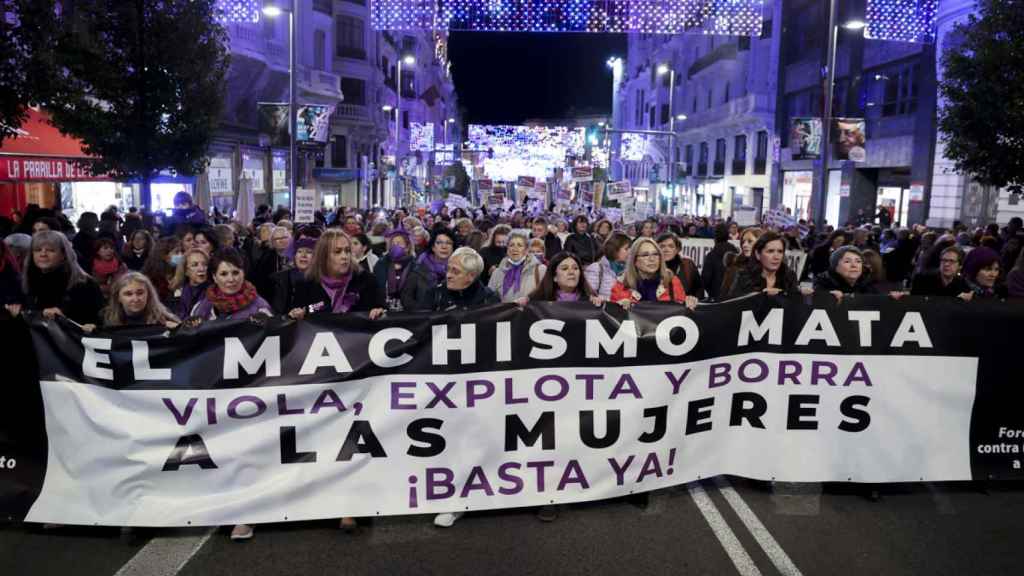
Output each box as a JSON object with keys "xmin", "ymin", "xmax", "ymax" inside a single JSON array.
[
  {"xmin": 557, "ymin": 460, "xmax": 590, "ymax": 490},
  {"xmin": 738, "ymin": 359, "xmax": 769, "ymax": 383},
  {"xmin": 535, "ymin": 375, "xmax": 569, "ymax": 402},
  {"xmin": 277, "ymin": 393, "xmax": 304, "ymax": 415},
  {"xmin": 665, "ymin": 369, "xmax": 691, "ymax": 394},
  {"xmin": 426, "ymin": 467, "xmax": 455, "ymax": 500},
  {"xmin": 576, "ymin": 374, "xmax": 604, "ymax": 400},
  {"xmin": 778, "ymin": 360, "xmax": 802, "ymax": 385},
  {"xmin": 526, "ymin": 460, "xmax": 556, "ymax": 491},
  {"xmin": 637, "ymin": 452, "xmax": 664, "ymax": 482},
  {"xmin": 227, "ymin": 395, "xmax": 267, "ymax": 419},
  {"xmin": 811, "ymin": 361, "xmax": 838, "ymax": 386},
  {"xmin": 709, "ymin": 363, "xmax": 731, "ymax": 388},
  {"xmin": 207, "ymin": 398, "xmax": 217, "ymax": 425},
  {"xmin": 391, "ymin": 382, "xmax": 417, "ymax": 410},
  {"xmin": 609, "ymin": 374, "xmax": 642, "ymax": 400},
  {"xmin": 466, "ymin": 379, "xmax": 495, "ymax": 407},
  {"xmin": 497, "ymin": 462, "xmax": 524, "ymax": 495},
  {"xmin": 460, "ymin": 466, "xmax": 495, "ymax": 497},
  {"xmin": 425, "ymin": 381, "xmax": 457, "ymax": 409},
  {"xmin": 843, "ymin": 362, "xmax": 874, "ymax": 387},
  {"xmin": 162, "ymin": 397, "xmax": 197, "ymax": 426},
  {"xmin": 608, "ymin": 455, "xmax": 635, "ymax": 486},
  {"xmin": 504, "ymin": 377, "xmax": 528, "ymax": 405},
  {"xmin": 310, "ymin": 389, "xmax": 346, "ymax": 414}
]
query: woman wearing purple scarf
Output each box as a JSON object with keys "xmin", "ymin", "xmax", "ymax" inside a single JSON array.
[
  {"xmin": 402, "ymin": 229, "xmax": 456, "ymax": 309},
  {"xmin": 289, "ymin": 229, "xmax": 385, "ymax": 319},
  {"xmin": 529, "ymin": 252, "xmax": 602, "ymax": 306},
  {"xmin": 487, "ymin": 232, "xmax": 545, "ymax": 305}
]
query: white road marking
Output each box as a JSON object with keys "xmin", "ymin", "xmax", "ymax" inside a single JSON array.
[
  {"xmin": 113, "ymin": 527, "xmax": 215, "ymax": 576},
  {"xmin": 716, "ymin": 477, "xmax": 804, "ymax": 576},
  {"xmin": 688, "ymin": 482, "xmax": 763, "ymax": 576}
]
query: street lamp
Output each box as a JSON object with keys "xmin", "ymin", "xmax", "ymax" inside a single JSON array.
[
  {"xmin": 657, "ymin": 63, "xmax": 677, "ymax": 215},
  {"xmin": 394, "ymin": 53, "xmax": 416, "ymax": 206},
  {"xmin": 675, "ymin": 114, "xmax": 688, "ymax": 121},
  {"xmin": 262, "ymin": 1, "xmax": 297, "ymax": 217},
  {"xmin": 444, "ymin": 118, "xmax": 455, "ymax": 146},
  {"xmin": 812, "ymin": 0, "xmax": 868, "ymax": 228}
]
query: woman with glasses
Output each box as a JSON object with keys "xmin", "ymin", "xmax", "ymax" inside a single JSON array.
[
  {"xmin": 611, "ymin": 238, "xmax": 697, "ymax": 310},
  {"xmin": 910, "ymin": 246, "xmax": 971, "ymax": 298},
  {"xmin": 404, "ymin": 229, "xmax": 456, "ymax": 309}
]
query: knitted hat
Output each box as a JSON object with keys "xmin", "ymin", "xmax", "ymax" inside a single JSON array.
[
  {"xmin": 287, "ymin": 236, "xmax": 317, "ymax": 259},
  {"xmin": 830, "ymin": 245, "xmax": 863, "ymax": 272},
  {"xmin": 963, "ymin": 246, "xmax": 1000, "ymax": 282}
]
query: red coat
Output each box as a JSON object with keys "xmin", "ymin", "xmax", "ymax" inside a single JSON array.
[{"xmin": 610, "ymin": 276, "xmax": 686, "ymax": 304}]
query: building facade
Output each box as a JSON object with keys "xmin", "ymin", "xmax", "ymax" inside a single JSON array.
[{"xmin": 204, "ymin": 0, "xmax": 461, "ymax": 215}]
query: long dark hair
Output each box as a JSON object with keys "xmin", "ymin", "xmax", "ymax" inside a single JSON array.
[
  {"xmin": 747, "ymin": 231, "xmax": 792, "ymax": 279},
  {"xmin": 530, "ymin": 252, "xmax": 593, "ymax": 302}
]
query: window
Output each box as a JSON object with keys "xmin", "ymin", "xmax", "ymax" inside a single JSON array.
[
  {"xmin": 401, "ymin": 71, "xmax": 415, "ymax": 99},
  {"xmin": 660, "ymin": 103, "xmax": 669, "ymax": 125},
  {"xmin": 714, "ymin": 138, "xmax": 726, "ymax": 175},
  {"xmin": 692, "ymin": 97, "xmax": 697, "ymax": 113},
  {"xmin": 635, "ymin": 90, "xmax": 644, "ymax": 126},
  {"xmin": 685, "ymin": 144, "xmax": 693, "ymax": 175},
  {"xmin": 333, "ymin": 136, "xmax": 348, "ymax": 168},
  {"xmin": 340, "ymin": 77, "xmax": 366, "ymax": 106},
  {"xmin": 662, "ymin": 71, "xmax": 671, "ymax": 88},
  {"xmin": 723, "ymin": 82, "xmax": 730, "ymax": 104},
  {"xmin": 882, "ymin": 63, "xmax": 920, "ymax": 116},
  {"xmin": 707, "ymin": 88, "xmax": 713, "ymax": 110},
  {"xmin": 648, "ymin": 106, "xmax": 656, "ymax": 129},
  {"xmin": 761, "ymin": 19, "xmax": 773, "ymax": 39},
  {"xmin": 402, "ymin": 36, "xmax": 415, "ymax": 54},
  {"xmin": 313, "ymin": 0, "xmax": 332, "ymax": 14},
  {"xmin": 733, "ymin": 135, "xmax": 747, "ymax": 175},
  {"xmin": 342, "ymin": 0, "xmax": 366, "ymax": 5},
  {"xmin": 754, "ymin": 131, "xmax": 768, "ymax": 174},
  {"xmin": 402, "ymin": 111, "xmax": 409, "ymax": 130},
  {"xmin": 314, "ymin": 30, "xmax": 326, "ymax": 71},
  {"xmin": 698, "ymin": 142, "xmax": 709, "ymax": 176},
  {"xmin": 335, "ymin": 16, "xmax": 365, "ymax": 60}
]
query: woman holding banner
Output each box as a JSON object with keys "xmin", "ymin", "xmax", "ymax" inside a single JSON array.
[
  {"xmin": 962, "ymin": 247, "xmax": 1007, "ymax": 300},
  {"xmin": 724, "ymin": 232, "xmax": 802, "ymax": 300},
  {"xmin": 813, "ymin": 246, "xmax": 880, "ymax": 299},
  {"xmin": 658, "ymin": 232, "xmax": 704, "ymax": 300},
  {"xmin": 288, "ymin": 229, "xmax": 385, "ymax": 320},
  {"xmin": 23, "ymin": 230, "xmax": 105, "ymax": 326},
  {"xmin": 83, "ymin": 272, "xmax": 180, "ymax": 331},
  {"xmin": 190, "ymin": 248, "xmax": 273, "ymax": 322},
  {"xmin": 610, "ymin": 238, "xmax": 697, "ymax": 310},
  {"xmin": 404, "ymin": 228, "xmax": 455, "ymax": 310},
  {"xmin": 529, "ymin": 252, "xmax": 602, "ymax": 305}
]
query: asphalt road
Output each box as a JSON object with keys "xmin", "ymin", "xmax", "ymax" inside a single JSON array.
[{"xmin": 4, "ymin": 478, "xmax": 1024, "ymax": 576}]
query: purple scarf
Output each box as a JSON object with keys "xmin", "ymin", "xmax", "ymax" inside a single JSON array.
[
  {"xmin": 501, "ymin": 258, "xmax": 527, "ymax": 297},
  {"xmin": 556, "ymin": 290, "xmax": 579, "ymax": 302},
  {"xmin": 418, "ymin": 253, "xmax": 448, "ymax": 284},
  {"xmin": 321, "ymin": 272, "xmax": 358, "ymax": 313},
  {"xmin": 387, "ymin": 260, "xmax": 410, "ymax": 298},
  {"xmin": 638, "ymin": 277, "xmax": 661, "ymax": 302}
]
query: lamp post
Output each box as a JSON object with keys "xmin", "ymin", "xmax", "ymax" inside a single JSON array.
[
  {"xmin": 606, "ymin": 57, "xmax": 624, "ymax": 181},
  {"xmin": 394, "ymin": 54, "xmax": 415, "ymax": 207},
  {"xmin": 444, "ymin": 117, "xmax": 455, "ymax": 147},
  {"xmin": 813, "ymin": 0, "xmax": 866, "ymax": 228},
  {"xmin": 262, "ymin": 2, "xmax": 297, "ymax": 218},
  {"xmin": 657, "ymin": 63, "xmax": 676, "ymax": 215}
]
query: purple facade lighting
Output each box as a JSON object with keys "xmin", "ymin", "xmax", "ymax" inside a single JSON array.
[
  {"xmin": 865, "ymin": 0, "xmax": 939, "ymax": 43},
  {"xmin": 370, "ymin": 0, "xmax": 766, "ymax": 36}
]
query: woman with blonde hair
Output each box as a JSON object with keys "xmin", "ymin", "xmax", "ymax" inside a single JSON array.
[
  {"xmin": 289, "ymin": 229, "xmax": 384, "ymax": 320},
  {"xmin": 84, "ymin": 272, "xmax": 180, "ymax": 331},
  {"xmin": 611, "ymin": 237, "xmax": 697, "ymax": 310},
  {"xmin": 171, "ymin": 249, "xmax": 211, "ymax": 319},
  {"xmin": 22, "ymin": 230, "xmax": 105, "ymax": 325}
]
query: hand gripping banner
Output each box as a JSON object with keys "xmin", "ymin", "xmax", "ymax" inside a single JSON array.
[{"xmin": 1, "ymin": 294, "xmax": 1023, "ymax": 526}]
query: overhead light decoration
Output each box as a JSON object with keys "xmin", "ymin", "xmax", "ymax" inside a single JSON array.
[
  {"xmin": 865, "ymin": 0, "xmax": 939, "ymax": 43},
  {"xmin": 214, "ymin": 0, "xmax": 262, "ymax": 23},
  {"xmin": 370, "ymin": 0, "xmax": 766, "ymax": 36},
  {"xmin": 466, "ymin": 125, "xmax": 607, "ymax": 181}
]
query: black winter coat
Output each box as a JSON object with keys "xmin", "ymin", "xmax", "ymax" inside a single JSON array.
[
  {"xmin": 402, "ymin": 260, "xmax": 443, "ymax": 313},
  {"xmin": 724, "ymin": 267, "xmax": 799, "ymax": 300},
  {"xmin": 290, "ymin": 271, "xmax": 383, "ymax": 315},
  {"xmin": 701, "ymin": 242, "xmax": 738, "ymax": 301},
  {"xmin": 910, "ymin": 271, "xmax": 970, "ymax": 298},
  {"xmin": 813, "ymin": 270, "xmax": 878, "ymax": 295},
  {"xmin": 373, "ymin": 254, "xmax": 417, "ymax": 312},
  {"xmin": 420, "ymin": 279, "xmax": 500, "ymax": 311},
  {"xmin": 270, "ymin": 268, "xmax": 305, "ymax": 314},
  {"xmin": 563, "ymin": 233, "xmax": 601, "ymax": 266}
]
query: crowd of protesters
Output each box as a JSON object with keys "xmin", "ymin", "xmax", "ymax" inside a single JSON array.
[{"xmin": 2, "ymin": 191, "xmax": 1023, "ymax": 538}]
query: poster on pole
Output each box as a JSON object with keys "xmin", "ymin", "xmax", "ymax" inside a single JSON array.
[
  {"xmin": 608, "ymin": 180, "xmax": 633, "ymax": 201},
  {"xmin": 833, "ymin": 118, "xmax": 867, "ymax": 162},
  {"xmin": 593, "ymin": 181, "xmax": 606, "ymax": 209},
  {"xmin": 258, "ymin": 103, "xmax": 334, "ymax": 147},
  {"xmin": 207, "ymin": 156, "xmax": 234, "ymax": 197},
  {"xmin": 579, "ymin": 182, "xmax": 595, "ymax": 205},
  {"xmin": 294, "ymin": 188, "xmax": 317, "ymax": 223},
  {"xmin": 790, "ymin": 117, "xmax": 823, "ymax": 160},
  {"xmin": 516, "ymin": 176, "xmax": 536, "ymax": 204},
  {"xmin": 478, "ymin": 179, "xmax": 493, "ymax": 193}
]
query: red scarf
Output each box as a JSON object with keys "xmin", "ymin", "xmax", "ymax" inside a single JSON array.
[
  {"xmin": 92, "ymin": 257, "xmax": 121, "ymax": 280},
  {"xmin": 205, "ymin": 281, "xmax": 259, "ymax": 315}
]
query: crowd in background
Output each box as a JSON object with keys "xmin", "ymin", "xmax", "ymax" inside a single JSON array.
[{"xmin": 2, "ymin": 191, "xmax": 1022, "ymax": 536}]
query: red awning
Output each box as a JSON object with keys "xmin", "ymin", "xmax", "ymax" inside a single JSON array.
[{"xmin": 0, "ymin": 108, "xmax": 108, "ymax": 181}]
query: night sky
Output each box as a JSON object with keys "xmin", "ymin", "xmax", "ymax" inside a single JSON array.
[{"xmin": 447, "ymin": 32, "xmax": 627, "ymax": 125}]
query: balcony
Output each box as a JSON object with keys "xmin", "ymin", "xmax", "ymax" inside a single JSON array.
[
  {"xmin": 336, "ymin": 46, "xmax": 366, "ymax": 60},
  {"xmin": 753, "ymin": 158, "xmax": 767, "ymax": 175},
  {"xmin": 333, "ymin": 104, "xmax": 371, "ymax": 125},
  {"xmin": 688, "ymin": 43, "xmax": 738, "ymax": 78},
  {"xmin": 679, "ymin": 94, "xmax": 772, "ymax": 132},
  {"xmin": 713, "ymin": 161, "xmax": 725, "ymax": 176},
  {"xmin": 697, "ymin": 162, "xmax": 708, "ymax": 177},
  {"xmin": 300, "ymin": 68, "xmax": 343, "ymax": 99},
  {"xmin": 312, "ymin": 0, "xmax": 332, "ymax": 14},
  {"xmin": 731, "ymin": 159, "xmax": 747, "ymax": 175}
]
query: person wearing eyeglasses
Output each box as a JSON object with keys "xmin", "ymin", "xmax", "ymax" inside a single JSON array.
[
  {"xmin": 610, "ymin": 238, "xmax": 698, "ymax": 310},
  {"xmin": 404, "ymin": 228, "xmax": 456, "ymax": 310},
  {"xmin": 910, "ymin": 245, "xmax": 971, "ymax": 299}
]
